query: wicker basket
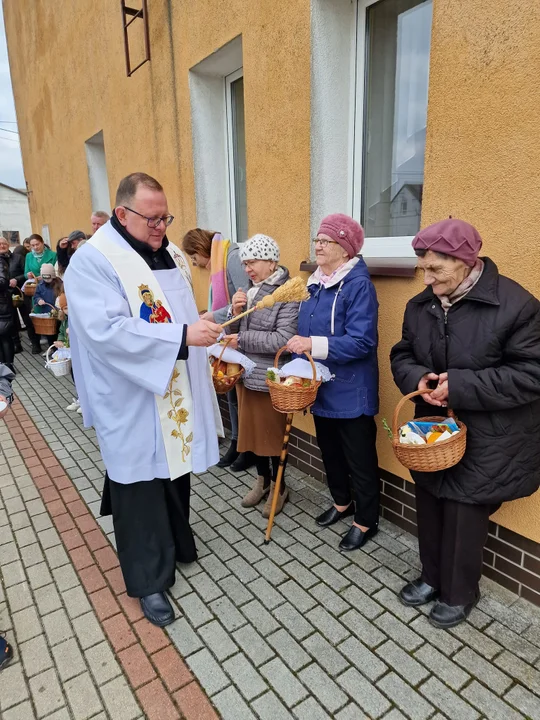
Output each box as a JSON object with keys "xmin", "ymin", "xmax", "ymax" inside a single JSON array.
[
  {"xmin": 266, "ymin": 347, "xmax": 321, "ymax": 414},
  {"xmin": 211, "ymin": 338, "xmax": 244, "ymax": 395},
  {"xmin": 12, "ymin": 287, "xmax": 23, "ymax": 307},
  {"xmin": 24, "ymin": 282, "xmax": 37, "ymax": 297},
  {"xmin": 392, "ymin": 390, "xmax": 467, "ymax": 472},
  {"xmin": 31, "ymin": 302, "xmax": 59, "ymax": 336},
  {"xmin": 45, "ymin": 346, "xmax": 71, "ymax": 378}
]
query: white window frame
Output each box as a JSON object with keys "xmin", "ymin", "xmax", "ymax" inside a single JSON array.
[
  {"xmin": 188, "ymin": 36, "xmax": 243, "ymax": 241},
  {"xmin": 41, "ymin": 224, "xmax": 51, "ymax": 247},
  {"xmin": 225, "ymin": 67, "xmax": 245, "ymax": 244},
  {"xmin": 309, "ymin": 0, "xmax": 430, "ymax": 270},
  {"xmin": 351, "ymin": 0, "xmax": 431, "ymax": 261}
]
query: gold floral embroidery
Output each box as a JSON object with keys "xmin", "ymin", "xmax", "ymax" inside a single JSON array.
[{"xmin": 164, "ymin": 367, "xmax": 192, "ymax": 462}]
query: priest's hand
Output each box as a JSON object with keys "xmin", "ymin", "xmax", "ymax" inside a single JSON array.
[
  {"xmin": 186, "ymin": 319, "xmax": 222, "ymax": 347},
  {"xmin": 232, "ymin": 289, "xmax": 247, "ymax": 316}
]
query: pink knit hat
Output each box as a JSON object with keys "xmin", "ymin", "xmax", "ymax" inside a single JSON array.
[
  {"xmin": 317, "ymin": 214, "xmax": 364, "ymax": 259},
  {"xmin": 412, "ymin": 219, "xmax": 483, "ymax": 267}
]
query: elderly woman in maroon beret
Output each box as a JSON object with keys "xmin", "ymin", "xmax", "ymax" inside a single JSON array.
[{"xmin": 391, "ymin": 219, "xmax": 540, "ymax": 628}]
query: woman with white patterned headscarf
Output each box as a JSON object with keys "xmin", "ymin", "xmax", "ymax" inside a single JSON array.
[{"xmin": 225, "ymin": 234, "xmax": 299, "ymax": 517}]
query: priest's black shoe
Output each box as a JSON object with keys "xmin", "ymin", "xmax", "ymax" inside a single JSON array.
[
  {"xmin": 400, "ymin": 578, "xmax": 439, "ymax": 606},
  {"xmin": 230, "ymin": 451, "xmax": 255, "ymax": 473},
  {"xmin": 217, "ymin": 439, "xmax": 239, "ymax": 468},
  {"xmin": 140, "ymin": 592, "xmax": 175, "ymax": 627},
  {"xmin": 429, "ymin": 593, "xmax": 480, "ymax": 629},
  {"xmin": 14, "ymin": 343, "xmax": 23, "ymax": 354},
  {"xmin": 339, "ymin": 524, "xmax": 378, "ymax": 552},
  {"xmin": 316, "ymin": 504, "xmax": 355, "ymax": 527}
]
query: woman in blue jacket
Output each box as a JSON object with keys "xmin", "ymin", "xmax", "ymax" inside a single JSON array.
[{"xmin": 287, "ymin": 214, "xmax": 379, "ymax": 552}]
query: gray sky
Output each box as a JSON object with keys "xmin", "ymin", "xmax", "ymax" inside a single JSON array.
[{"xmin": 0, "ymin": 9, "xmax": 25, "ymax": 189}]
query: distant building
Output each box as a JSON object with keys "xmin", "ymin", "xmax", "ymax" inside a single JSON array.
[{"xmin": 0, "ymin": 182, "xmax": 32, "ymax": 245}]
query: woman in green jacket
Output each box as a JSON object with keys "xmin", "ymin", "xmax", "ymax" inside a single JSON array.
[
  {"xmin": 24, "ymin": 234, "xmax": 57, "ymax": 279},
  {"xmin": 23, "ymin": 234, "xmax": 57, "ymax": 353}
]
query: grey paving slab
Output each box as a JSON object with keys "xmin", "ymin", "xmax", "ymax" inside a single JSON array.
[
  {"xmin": 187, "ymin": 647, "xmax": 230, "ymax": 696},
  {"xmin": 453, "ymin": 645, "xmax": 512, "ymax": 695},
  {"xmin": 299, "ymin": 663, "xmax": 348, "ymax": 714},
  {"xmin": 337, "ymin": 667, "xmax": 391, "ymax": 719},
  {"xmin": 419, "ymin": 677, "xmax": 480, "ymax": 720},
  {"xmin": 462, "ymin": 680, "xmax": 523, "ymax": 720},
  {"xmin": 505, "ymin": 684, "xmax": 540, "ymax": 720},
  {"xmin": 199, "ymin": 619, "xmax": 239, "ymax": 662},
  {"xmin": 377, "ymin": 672, "xmax": 433, "ymax": 720},
  {"xmin": 413, "ymin": 643, "xmax": 470, "ymax": 691},
  {"xmin": 233, "ymin": 623, "xmax": 275, "ymax": 667},
  {"xmin": 260, "ymin": 656, "xmax": 309, "ymax": 707}
]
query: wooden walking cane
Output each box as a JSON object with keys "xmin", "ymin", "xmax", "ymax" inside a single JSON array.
[{"xmin": 264, "ymin": 412, "xmax": 294, "ymax": 544}]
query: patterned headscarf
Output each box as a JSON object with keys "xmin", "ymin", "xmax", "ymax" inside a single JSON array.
[{"xmin": 239, "ymin": 234, "xmax": 280, "ymax": 263}]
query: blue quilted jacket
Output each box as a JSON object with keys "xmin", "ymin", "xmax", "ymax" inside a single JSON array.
[{"xmin": 298, "ymin": 258, "xmax": 379, "ymax": 418}]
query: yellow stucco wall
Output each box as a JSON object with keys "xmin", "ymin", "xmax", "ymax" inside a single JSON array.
[{"xmin": 4, "ymin": 0, "xmax": 540, "ymax": 542}]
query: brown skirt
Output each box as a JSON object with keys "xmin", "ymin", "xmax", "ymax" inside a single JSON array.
[{"xmin": 236, "ymin": 384, "xmax": 287, "ymax": 456}]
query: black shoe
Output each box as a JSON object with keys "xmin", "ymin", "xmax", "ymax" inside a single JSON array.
[
  {"xmin": 339, "ymin": 524, "xmax": 378, "ymax": 552},
  {"xmin": 31, "ymin": 344, "xmax": 41, "ymax": 355},
  {"xmin": 140, "ymin": 592, "xmax": 175, "ymax": 627},
  {"xmin": 230, "ymin": 451, "xmax": 256, "ymax": 473},
  {"xmin": 400, "ymin": 578, "xmax": 439, "ymax": 607},
  {"xmin": 316, "ymin": 504, "xmax": 355, "ymax": 527},
  {"xmin": 429, "ymin": 593, "xmax": 480, "ymax": 629},
  {"xmin": 217, "ymin": 439, "xmax": 239, "ymax": 468},
  {"xmin": 14, "ymin": 344, "xmax": 23, "ymax": 354},
  {"xmin": 0, "ymin": 632, "xmax": 13, "ymax": 671}
]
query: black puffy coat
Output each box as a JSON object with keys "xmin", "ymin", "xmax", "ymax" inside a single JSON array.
[
  {"xmin": 390, "ymin": 258, "xmax": 540, "ymax": 505},
  {"xmin": 5, "ymin": 250, "xmax": 25, "ymax": 287},
  {"xmin": 0, "ymin": 255, "xmax": 13, "ymax": 336}
]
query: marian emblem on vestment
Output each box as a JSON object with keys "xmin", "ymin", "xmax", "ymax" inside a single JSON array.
[{"xmin": 138, "ymin": 284, "xmax": 172, "ymax": 323}]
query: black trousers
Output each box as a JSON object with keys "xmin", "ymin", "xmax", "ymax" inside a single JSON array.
[
  {"xmin": 100, "ymin": 473, "xmax": 197, "ymax": 598},
  {"xmin": 0, "ymin": 333, "xmax": 14, "ymax": 368},
  {"xmin": 415, "ymin": 484, "xmax": 501, "ymax": 606},
  {"xmin": 314, "ymin": 414, "xmax": 380, "ymax": 527}
]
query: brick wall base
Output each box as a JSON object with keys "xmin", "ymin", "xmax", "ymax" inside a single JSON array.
[{"xmin": 218, "ymin": 398, "xmax": 540, "ymax": 607}]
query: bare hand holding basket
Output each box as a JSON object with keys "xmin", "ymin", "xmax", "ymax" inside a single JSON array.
[{"xmin": 392, "ymin": 390, "xmax": 467, "ymax": 472}]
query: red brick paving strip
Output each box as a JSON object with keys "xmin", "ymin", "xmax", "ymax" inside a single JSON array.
[{"xmin": 5, "ymin": 401, "xmax": 218, "ymax": 720}]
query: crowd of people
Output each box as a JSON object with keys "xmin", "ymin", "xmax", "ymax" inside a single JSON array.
[
  {"xmin": 1, "ymin": 170, "xmax": 539, "ymax": 659},
  {"xmin": 0, "ymin": 212, "xmax": 109, "ymax": 387}
]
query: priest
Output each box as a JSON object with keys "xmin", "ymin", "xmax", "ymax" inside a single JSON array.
[{"xmin": 64, "ymin": 172, "xmax": 223, "ymax": 627}]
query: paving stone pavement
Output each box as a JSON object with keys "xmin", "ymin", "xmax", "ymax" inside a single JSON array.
[{"xmin": 1, "ymin": 341, "xmax": 540, "ymax": 719}]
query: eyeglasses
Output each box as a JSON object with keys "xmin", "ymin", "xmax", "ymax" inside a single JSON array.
[
  {"xmin": 123, "ymin": 207, "xmax": 175, "ymax": 229},
  {"xmin": 313, "ymin": 238, "xmax": 339, "ymax": 248},
  {"xmin": 242, "ymin": 259, "xmax": 266, "ymax": 268}
]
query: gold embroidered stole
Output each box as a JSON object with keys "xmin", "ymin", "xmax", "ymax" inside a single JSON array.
[{"xmin": 89, "ymin": 229, "xmax": 194, "ymax": 478}]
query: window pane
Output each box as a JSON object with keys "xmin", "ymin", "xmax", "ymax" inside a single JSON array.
[
  {"xmin": 362, "ymin": 0, "xmax": 432, "ymax": 238},
  {"xmin": 230, "ymin": 76, "xmax": 248, "ymax": 242}
]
